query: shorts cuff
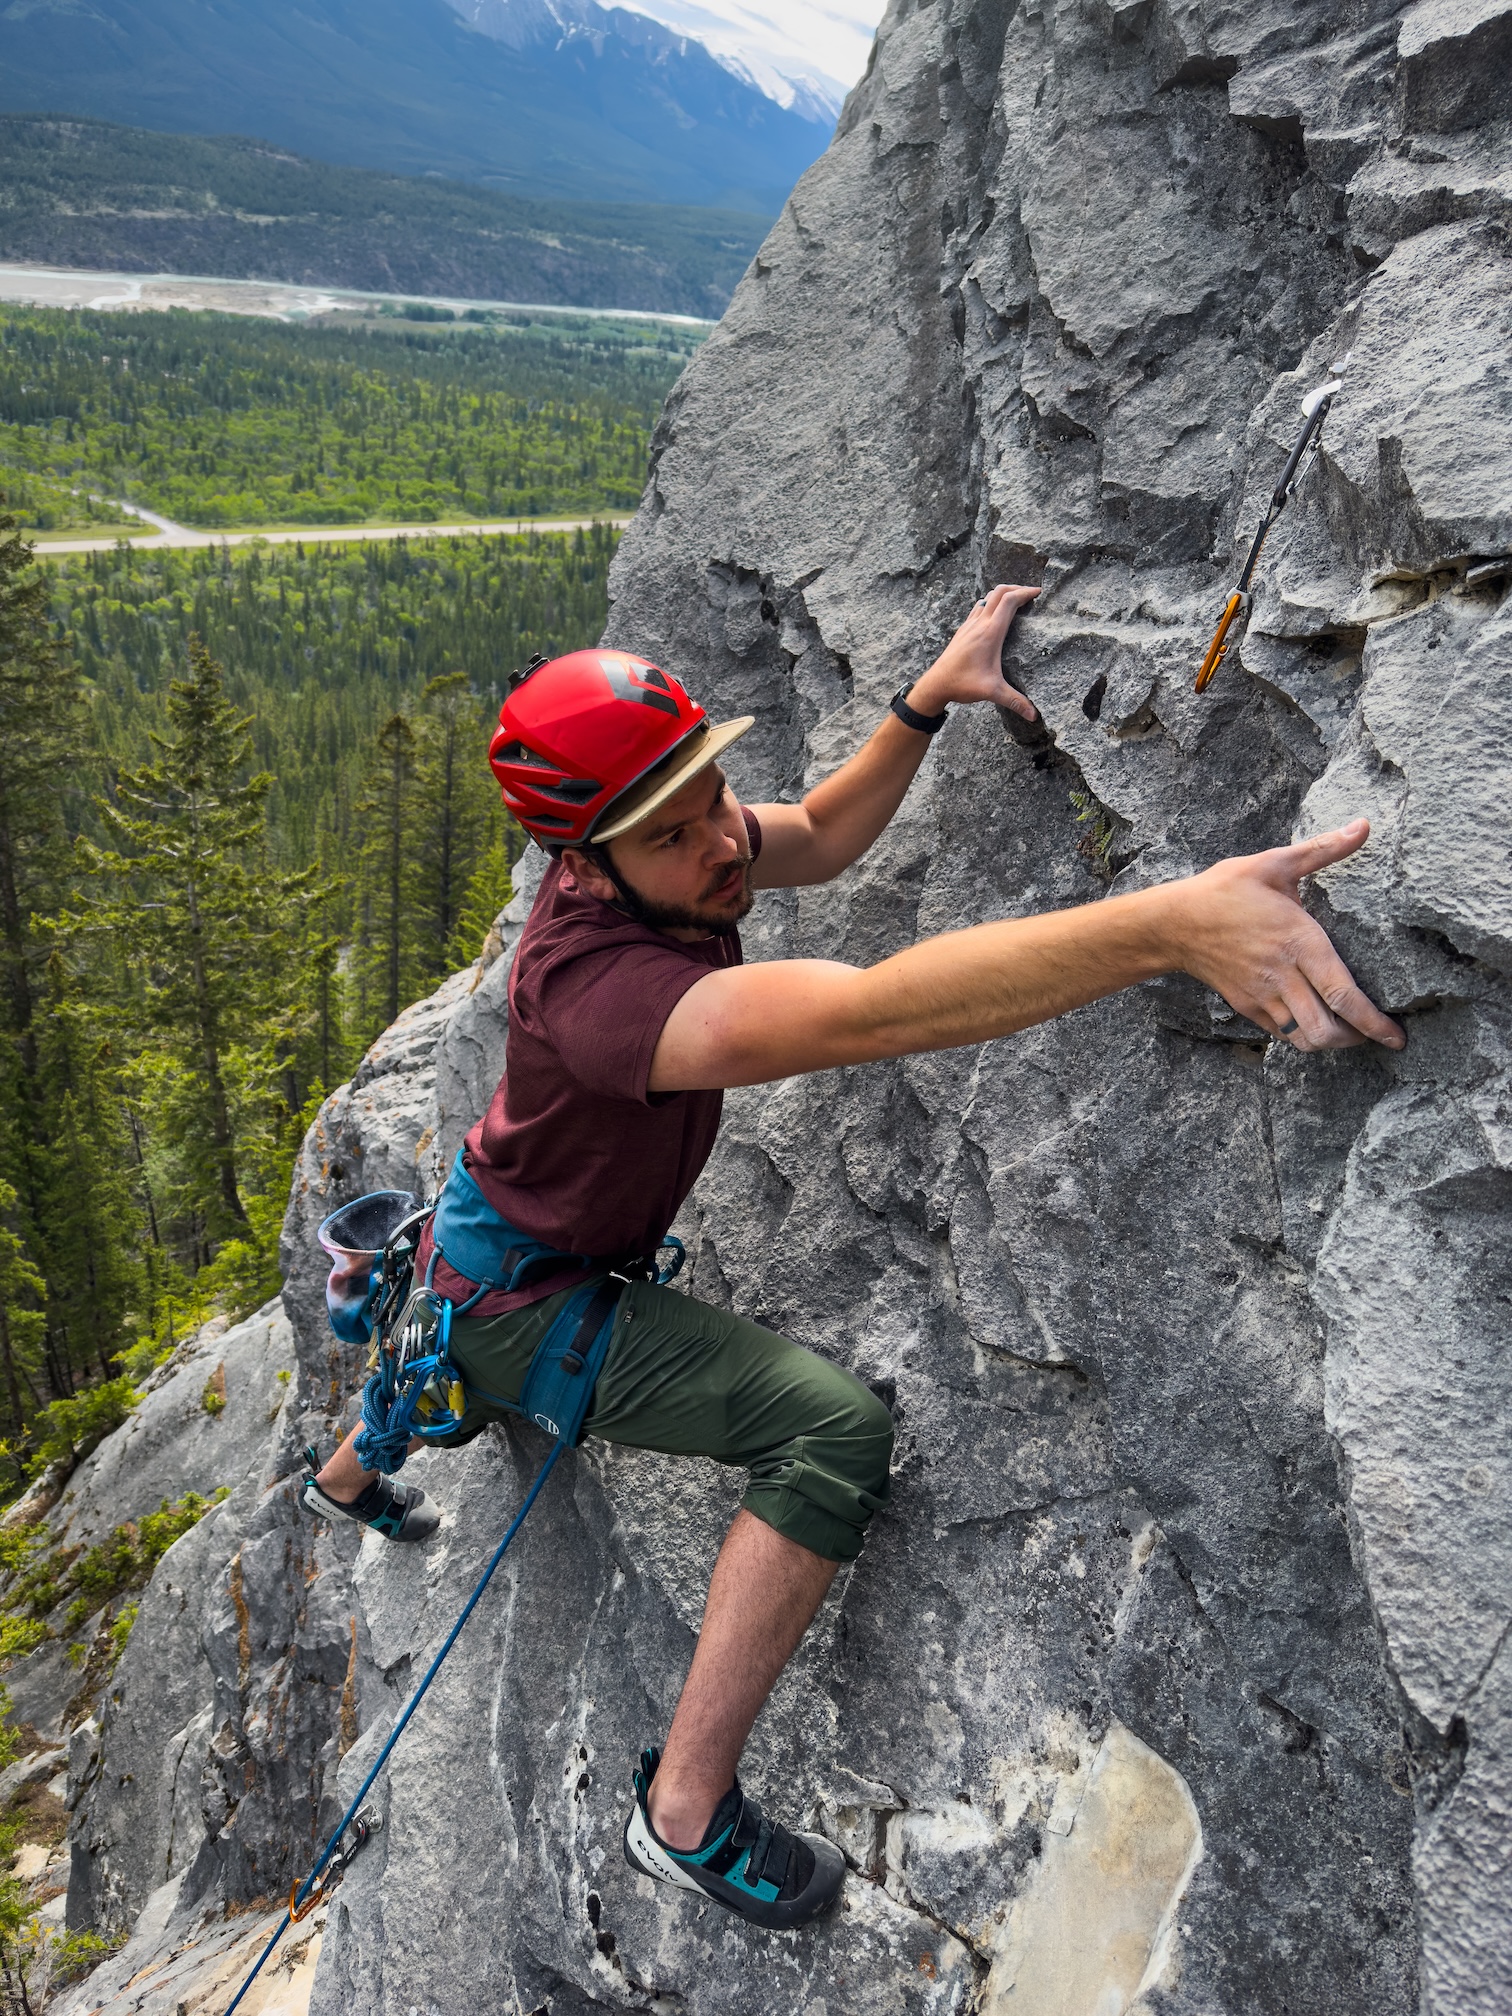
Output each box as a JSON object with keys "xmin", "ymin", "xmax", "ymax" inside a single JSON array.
[{"xmin": 740, "ymin": 1483, "xmax": 876, "ymax": 1564}]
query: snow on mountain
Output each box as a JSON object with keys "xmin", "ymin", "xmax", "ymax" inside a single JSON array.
[
  {"xmin": 607, "ymin": 0, "xmax": 880, "ymax": 119},
  {"xmin": 448, "ymin": 0, "xmax": 881, "ymax": 126}
]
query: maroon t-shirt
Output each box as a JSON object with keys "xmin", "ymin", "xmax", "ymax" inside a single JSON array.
[{"xmin": 418, "ymin": 808, "xmax": 761, "ymax": 1314}]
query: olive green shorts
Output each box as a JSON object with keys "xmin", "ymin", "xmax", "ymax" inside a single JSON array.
[{"xmin": 440, "ymin": 1274, "xmax": 893, "ymax": 1563}]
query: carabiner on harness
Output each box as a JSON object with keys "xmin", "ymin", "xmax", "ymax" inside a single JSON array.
[{"xmin": 354, "ymin": 1258, "xmax": 474, "ymax": 1474}]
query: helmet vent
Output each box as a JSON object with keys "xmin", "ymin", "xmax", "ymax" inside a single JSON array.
[
  {"xmin": 495, "ymin": 740, "xmax": 558, "ymax": 770},
  {"xmin": 534, "ymin": 776, "xmax": 602, "ymax": 806},
  {"xmin": 605, "ymin": 664, "xmax": 681, "ymax": 717}
]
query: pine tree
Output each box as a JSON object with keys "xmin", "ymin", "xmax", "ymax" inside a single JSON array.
[
  {"xmin": 0, "ymin": 507, "xmax": 126, "ymax": 1408},
  {"xmin": 447, "ymin": 805, "xmax": 524, "ymax": 968},
  {"xmin": 0, "ymin": 1181, "xmax": 45, "ymax": 1431},
  {"xmin": 412, "ymin": 672, "xmax": 495, "ymax": 981},
  {"xmin": 72, "ymin": 635, "xmax": 322, "ymax": 1240},
  {"xmin": 353, "ymin": 710, "xmax": 421, "ymax": 1038},
  {"xmin": 34, "ymin": 960, "xmax": 143, "ymax": 1386}
]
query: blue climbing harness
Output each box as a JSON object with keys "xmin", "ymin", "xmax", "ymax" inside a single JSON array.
[
  {"xmin": 325, "ymin": 1149, "xmax": 684, "ymax": 1475},
  {"xmin": 225, "ymin": 1162, "xmax": 686, "ymax": 2015}
]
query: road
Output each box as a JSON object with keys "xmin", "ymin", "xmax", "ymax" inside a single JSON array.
[{"xmin": 35, "ymin": 511, "xmax": 632, "ymax": 556}]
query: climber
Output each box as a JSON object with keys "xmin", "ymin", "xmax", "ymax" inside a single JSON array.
[{"xmin": 300, "ymin": 586, "xmax": 1404, "ymax": 1930}]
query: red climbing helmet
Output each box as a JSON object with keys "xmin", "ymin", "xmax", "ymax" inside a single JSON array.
[{"xmin": 490, "ymin": 650, "xmax": 753, "ymax": 848}]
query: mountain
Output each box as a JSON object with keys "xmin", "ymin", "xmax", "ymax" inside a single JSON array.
[
  {"xmin": 449, "ymin": 0, "xmax": 853, "ymax": 121},
  {"xmin": 0, "ymin": 0, "xmax": 832, "ymax": 212},
  {"xmin": 0, "ymin": 116, "xmax": 769, "ymax": 316},
  {"xmin": 603, "ymin": 0, "xmax": 878, "ymax": 121}
]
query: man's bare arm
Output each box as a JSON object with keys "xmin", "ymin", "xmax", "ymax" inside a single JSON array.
[
  {"xmin": 650, "ymin": 822, "xmax": 1405, "ymax": 1090},
  {"xmin": 751, "ymin": 585, "xmax": 1039, "ymax": 889}
]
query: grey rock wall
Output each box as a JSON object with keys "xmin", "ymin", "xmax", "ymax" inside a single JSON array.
[
  {"xmin": 59, "ymin": 1301, "xmax": 299, "ymax": 1935},
  {"xmin": 56, "ymin": 1, "xmax": 1512, "ymax": 2012},
  {"xmin": 581, "ymin": 0, "xmax": 1510, "ymax": 2007}
]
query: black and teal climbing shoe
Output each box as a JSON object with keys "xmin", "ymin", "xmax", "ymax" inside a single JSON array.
[
  {"xmin": 622, "ymin": 1747, "xmax": 844, "ymax": 1930},
  {"xmin": 298, "ymin": 1470, "xmax": 440, "ymax": 1543}
]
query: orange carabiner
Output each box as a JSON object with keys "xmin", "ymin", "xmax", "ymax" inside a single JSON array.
[
  {"xmin": 1195, "ymin": 591, "xmax": 1245, "ymax": 692},
  {"xmin": 288, "ymin": 1875, "xmax": 322, "ymax": 1923}
]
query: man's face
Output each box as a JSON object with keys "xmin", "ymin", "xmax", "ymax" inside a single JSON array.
[{"xmin": 566, "ymin": 765, "xmax": 754, "ymax": 936}]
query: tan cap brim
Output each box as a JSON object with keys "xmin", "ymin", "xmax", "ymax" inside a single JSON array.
[{"xmin": 591, "ymin": 715, "xmax": 755, "ymax": 843}]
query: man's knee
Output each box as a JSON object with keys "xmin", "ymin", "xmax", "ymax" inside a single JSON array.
[
  {"xmin": 743, "ymin": 1356, "xmax": 895, "ymax": 1563},
  {"xmin": 839, "ymin": 1374, "xmax": 896, "ymax": 1498}
]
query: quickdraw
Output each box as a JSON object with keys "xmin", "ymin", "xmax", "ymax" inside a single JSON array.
[
  {"xmin": 1196, "ymin": 368, "xmax": 1348, "ymax": 693},
  {"xmin": 287, "ymin": 1809, "xmax": 380, "ymax": 1923}
]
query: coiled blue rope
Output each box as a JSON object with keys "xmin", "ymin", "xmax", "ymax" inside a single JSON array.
[
  {"xmin": 222, "ymin": 1440, "xmax": 566, "ymax": 2015},
  {"xmin": 353, "ymin": 1366, "xmax": 418, "ymax": 1475}
]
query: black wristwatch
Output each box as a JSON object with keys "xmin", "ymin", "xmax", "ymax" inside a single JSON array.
[{"xmin": 890, "ymin": 682, "xmax": 949, "ymax": 735}]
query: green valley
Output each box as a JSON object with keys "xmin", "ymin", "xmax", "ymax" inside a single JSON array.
[
  {"xmin": 0, "ymin": 304, "xmax": 696, "ymax": 532},
  {"xmin": 0, "ymin": 115, "xmax": 769, "ymax": 320},
  {"xmin": 0, "ymin": 272, "xmax": 662, "ymax": 1464}
]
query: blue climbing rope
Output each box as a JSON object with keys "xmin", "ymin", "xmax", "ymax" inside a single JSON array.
[{"xmin": 222, "ymin": 1440, "xmax": 566, "ymax": 2015}]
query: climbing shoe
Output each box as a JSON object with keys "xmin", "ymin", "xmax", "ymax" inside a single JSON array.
[
  {"xmin": 298, "ymin": 1469, "xmax": 440, "ymax": 1543},
  {"xmin": 622, "ymin": 1746, "xmax": 845, "ymax": 1930}
]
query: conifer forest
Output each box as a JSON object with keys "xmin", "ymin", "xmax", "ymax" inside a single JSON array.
[
  {"xmin": 0, "ymin": 304, "xmax": 696, "ymax": 532},
  {"xmin": 0, "ymin": 302, "xmax": 659, "ymax": 1484}
]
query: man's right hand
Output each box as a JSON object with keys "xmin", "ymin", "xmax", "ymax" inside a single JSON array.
[{"xmin": 649, "ymin": 819, "xmax": 1404, "ymax": 1091}]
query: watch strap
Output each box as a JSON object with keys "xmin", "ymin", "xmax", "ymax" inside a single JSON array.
[{"xmin": 890, "ymin": 684, "xmax": 948, "ymax": 735}]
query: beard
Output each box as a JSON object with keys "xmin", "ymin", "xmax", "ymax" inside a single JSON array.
[{"xmin": 626, "ymin": 855, "xmax": 756, "ymax": 933}]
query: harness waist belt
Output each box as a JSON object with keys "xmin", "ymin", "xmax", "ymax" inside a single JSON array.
[{"xmin": 430, "ymin": 1148, "xmax": 593, "ymax": 1294}]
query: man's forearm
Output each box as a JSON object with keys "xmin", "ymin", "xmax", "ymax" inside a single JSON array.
[
  {"xmin": 651, "ymin": 884, "xmax": 1176, "ymax": 1089},
  {"xmin": 752, "ymin": 707, "xmax": 936, "ymax": 887},
  {"xmin": 652, "ymin": 821, "xmax": 1404, "ymax": 1091},
  {"xmin": 751, "ymin": 587, "xmax": 1042, "ymax": 889}
]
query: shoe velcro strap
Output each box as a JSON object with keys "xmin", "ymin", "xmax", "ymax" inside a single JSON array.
[
  {"xmin": 729, "ymin": 1795, "xmax": 759, "ymax": 1853},
  {"xmin": 743, "ymin": 1815, "xmax": 776, "ymax": 1885},
  {"xmin": 748, "ymin": 1819, "xmax": 791, "ymax": 1892}
]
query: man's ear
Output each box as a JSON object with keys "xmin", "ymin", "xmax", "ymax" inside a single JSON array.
[{"xmin": 561, "ymin": 846, "xmax": 618, "ymax": 904}]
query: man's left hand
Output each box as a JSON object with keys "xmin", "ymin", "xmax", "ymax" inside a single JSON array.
[{"xmin": 909, "ymin": 584, "xmax": 1041, "ymax": 721}]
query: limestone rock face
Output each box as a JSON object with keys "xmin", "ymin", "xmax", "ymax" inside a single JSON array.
[
  {"xmin": 57, "ymin": 1, "xmax": 1512, "ymax": 2011},
  {"xmin": 583, "ymin": 0, "xmax": 1509, "ymax": 2008},
  {"xmin": 4, "ymin": 1300, "xmax": 297, "ymax": 1942}
]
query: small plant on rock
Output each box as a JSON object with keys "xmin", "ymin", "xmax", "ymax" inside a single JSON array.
[
  {"xmin": 24, "ymin": 1381, "xmax": 139, "ymax": 1480},
  {"xmin": 0, "ymin": 1490, "xmax": 228, "ymax": 1678}
]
